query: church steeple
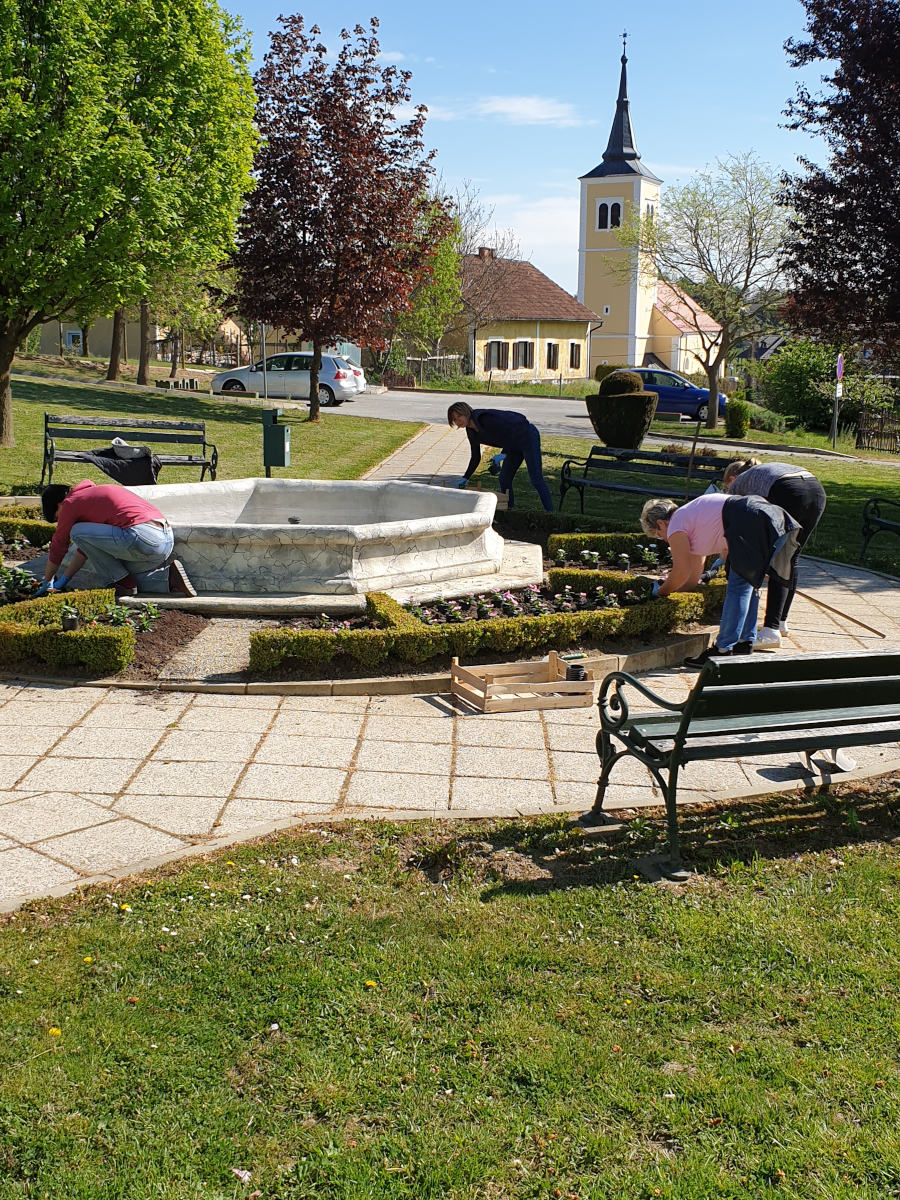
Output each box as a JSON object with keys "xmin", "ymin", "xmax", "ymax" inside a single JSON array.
[{"xmin": 581, "ymin": 35, "xmax": 660, "ymax": 181}]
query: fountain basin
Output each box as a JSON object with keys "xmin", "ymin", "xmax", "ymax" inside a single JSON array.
[{"xmin": 127, "ymin": 478, "xmax": 507, "ymax": 595}]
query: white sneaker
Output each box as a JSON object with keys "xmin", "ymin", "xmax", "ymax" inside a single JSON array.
[
  {"xmin": 779, "ymin": 620, "xmax": 789, "ymax": 635},
  {"xmin": 754, "ymin": 626, "xmax": 782, "ymax": 651}
]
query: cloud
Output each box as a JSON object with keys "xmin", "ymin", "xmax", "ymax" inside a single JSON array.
[
  {"xmin": 378, "ymin": 50, "xmax": 408, "ymax": 63},
  {"xmin": 473, "ymin": 95, "xmax": 585, "ymax": 127}
]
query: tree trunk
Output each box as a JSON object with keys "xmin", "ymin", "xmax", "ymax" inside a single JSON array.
[
  {"xmin": 106, "ymin": 308, "xmax": 125, "ymax": 381},
  {"xmin": 169, "ymin": 330, "xmax": 179, "ymax": 378},
  {"xmin": 137, "ymin": 298, "xmax": 151, "ymax": 386},
  {"xmin": 80, "ymin": 325, "xmax": 90, "ymax": 357},
  {"xmin": 705, "ymin": 364, "xmax": 720, "ymax": 430},
  {"xmin": 308, "ymin": 341, "xmax": 322, "ymax": 422},
  {"xmin": 0, "ymin": 327, "xmax": 22, "ymax": 448}
]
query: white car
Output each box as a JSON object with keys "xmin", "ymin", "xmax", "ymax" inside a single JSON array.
[
  {"xmin": 335, "ymin": 357, "xmax": 367, "ymax": 394},
  {"xmin": 211, "ymin": 352, "xmax": 356, "ymax": 406}
]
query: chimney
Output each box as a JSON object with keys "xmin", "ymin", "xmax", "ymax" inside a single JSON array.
[{"xmin": 477, "ymin": 247, "xmax": 495, "ymax": 260}]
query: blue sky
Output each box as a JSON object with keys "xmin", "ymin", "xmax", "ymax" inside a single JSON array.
[{"xmin": 225, "ymin": 0, "xmax": 824, "ymax": 294}]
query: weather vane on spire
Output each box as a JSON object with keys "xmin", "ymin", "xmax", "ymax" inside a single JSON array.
[{"xmin": 622, "ymin": 30, "xmax": 628, "ymax": 56}]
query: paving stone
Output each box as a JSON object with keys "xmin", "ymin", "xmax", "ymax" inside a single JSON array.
[
  {"xmin": 115, "ymin": 794, "xmax": 224, "ymax": 837},
  {"xmin": 453, "ymin": 705, "xmax": 541, "ymax": 722},
  {"xmin": 235, "ymin": 763, "xmax": 346, "ymax": 804},
  {"xmin": 173, "ymin": 706, "xmax": 277, "ymax": 733},
  {"xmin": 126, "ymin": 759, "xmax": 244, "ymax": 799},
  {"xmin": 0, "ymin": 756, "xmax": 42, "ymax": 788},
  {"xmin": 0, "ymin": 848, "xmax": 82, "ymax": 902},
  {"xmin": 454, "ymin": 745, "xmax": 549, "ymax": 781},
  {"xmin": 80, "ymin": 703, "xmax": 189, "ymax": 730},
  {"xmin": 355, "ymin": 739, "xmax": 452, "ymax": 775},
  {"xmin": 0, "ymin": 793, "xmax": 116, "ymax": 843},
  {"xmin": 0, "ymin": 727, "xmax": 67, "ymax": 756},
  {"xmin": 451, "ymin": 776, "xmax": 553, "ymax": 809},
  {"xmin": 153, "ymin": 729, "xmax": 264, "ymax": 763},
  {"xmin": 363, "ymin": 715, "xmax": 454, "ymax": 744},
  {"xmin": 37, "ymin": 819, "xmax": 185, "ymax": 873},
  {"xmin": 0, "ymin": 834, "xmax": 15, "ymax": 850},
  {"xmin": 253, "ymin": 734, "xmax": 358, "ymax": 769},
  {"xmin": 545, "ymin": 724, "xmax": 596, "ymax": 752},
  {"xmin": 345, "ymin": 771, "xmax": 450, "ymax": 811},
  {"xmin": 280, "ymin": 695, "xmax": 370, "ymax": 713},
  {"xmin": 550, "ymin": 750, "xmax": 604, "ymax": 784},
  {"xmin": 268, "ymin": 710, "xmax": 365, "ymax": 739},
  {"xmin": 50, "ymin": 728, "xmax": 167, "ymax": 759},
  {"xmin": 367, "ymin": 695, "xmax": 451, "ymax": 718},
  {"xmin": 454, "ymin": 718, "xmax": 546, "ymax": 749},
  {"xmin": 18, "ymin": 757, "xmax": 142, "ymax": 794},
  {"xmin": 214, "ymin": 796, "xmax": 334, "ymax": 835},
  {"xmin": 678, "ymin": 759, "xmax": 752, "ymax": 793},
  {"xmin": 0, "ymin": 702, "xmax": 99, "ymax": 727},
  {"xmin": 540, "ymin": 706, "xmax": 599, "ymax": 726},
  {"xmin": 191, "ymin": 692, "xmax": 282, "ymax": 709}
]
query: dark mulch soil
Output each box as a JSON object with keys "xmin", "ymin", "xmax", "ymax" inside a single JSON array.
[
  {"xmin": 279, "ymin": 614, "xmax": 373, "ymax": 632},
  {"xmin": 125, "ymin": 610, "xmax": 209, "ymax": 680},
  {"xmin": 1, "ymin": 544, "xmax": 45, "ymax": 564}
]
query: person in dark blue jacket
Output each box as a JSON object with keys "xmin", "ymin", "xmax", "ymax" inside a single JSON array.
[{"xmin": 447, "ymin": 402, "xmax": 553, "ymax": 511}]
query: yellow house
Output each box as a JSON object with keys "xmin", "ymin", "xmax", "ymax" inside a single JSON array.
[
  {"xmin": 577, "ymin": 42, "xmax": 721, "ymax": 376},
  {"xmin": 446, "ymin": 249, "xmax": 597, "ymax": 382}
]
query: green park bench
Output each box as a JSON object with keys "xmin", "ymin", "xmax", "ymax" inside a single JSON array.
[
  {"xmin": 861, "ymin": 496, "xmax": 900, "ymax": 561},
  {"xmin": 578, "ymin": 649, "xmax": 900, "ymax": 873},
  {"xmin": 559, "ymin": 445, "xmax": 723, "ymax": 513},
  {"xmin": 41, "ymin": 413, "xmax": 218, "ymax": 485}
]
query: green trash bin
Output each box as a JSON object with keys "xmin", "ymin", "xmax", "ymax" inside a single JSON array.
[{"xmin": 262, "ymin": 409, "xmax": 290, "ymax": 473}]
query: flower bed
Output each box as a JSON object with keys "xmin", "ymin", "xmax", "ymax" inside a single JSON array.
[
  {"xmin": 0, "ymin": 590, "xmax": 136, "ymax": 674},
  {"xmin": 407, "ymin": 581, "xmax": 649, "ymax": 626}
]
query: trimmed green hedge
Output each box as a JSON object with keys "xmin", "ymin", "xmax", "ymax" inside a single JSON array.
[
  {"xmin": 0, "ymin": 505, "xmax": 54, "ymax": 548},
  {"xmin": 0, "ymin": 589, "xmax": 135, "ymax": 674},
  {"xmin": 248, "ymin": 584, "xmax": 721, "ymax": 675},
  {"xmin": 547, "ymin": 532, "xmax": 667, "ymax": 560}
]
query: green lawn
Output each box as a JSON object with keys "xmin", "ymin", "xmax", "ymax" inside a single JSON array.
[
  {"xmin": 0, "ymin": 379, "xmax": 422, "ymax": 492},
  {"xmin": 1, "ymin": 780, "xmax": 899, "ymax": 1198},
  {"xmin": 472, "ymin": 436, "xmax": 900, "ymax": 577}
]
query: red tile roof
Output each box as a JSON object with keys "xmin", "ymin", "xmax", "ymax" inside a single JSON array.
[
  {"xmin": 462, "ymin": 254, "xmax": 599, "ymax": 322},
  {"xmin": 654, "ymin": 281, "xmax": 721, "ymax": 335}
]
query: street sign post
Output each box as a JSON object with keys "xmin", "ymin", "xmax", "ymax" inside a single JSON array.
[{"xmin": 831, "ymin": 354, "xmax": 845, "ymax": 449}]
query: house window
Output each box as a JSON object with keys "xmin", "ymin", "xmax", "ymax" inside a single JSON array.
[
  {"xmin": 546, "ymin": 342, "xmax": 559, "ymax": 371},
  {"xmin": 484, "ymin": 340, "xmax": 509, "ymax": 371},
  {"xmin": 569, "ymin": 342, "xmax": 581, "ymax": 370},
  {"xmin": 512, "ymin": 340, "xmax": 534, "ymax": 370},
  {"xmin": 596, "ymin": 198, "xmax": 624, "ymax": 230}
]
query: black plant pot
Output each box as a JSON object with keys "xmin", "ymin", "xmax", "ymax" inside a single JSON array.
[{"xmin": 61, "ymin": 613, "xmax": 80, "ymax": 631}]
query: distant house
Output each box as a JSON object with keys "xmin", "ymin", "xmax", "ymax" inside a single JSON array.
[
  {"xmin": 445, "ymin": 248, "xmax": 597, "ymax": 382},
  {"xmin": 650, "ymin": 281, "xmax": 723, "ymax": 376}
]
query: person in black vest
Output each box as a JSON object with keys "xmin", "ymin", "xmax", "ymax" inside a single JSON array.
[{"xmin": 447, "ymin": 402, "xmax": 553, "ymax": 511}]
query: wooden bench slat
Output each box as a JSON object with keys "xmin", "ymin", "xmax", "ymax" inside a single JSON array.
[
  {"xmin": 691, "ymin": 677, "xmax": 900, "ymax": 719},
  {"xmin": 42, "ymin": 412, "xmax": 218, "ymax": 484},
  {"xmin": 636, "ymin": 721, "xmax": 900, "ymax": 761},
  {"xmin": 560, "ymin": 445, "xmax": 721, "ymax": 512},
  {"xmin": 53, "ymin": 415, "xmax": 206, "ymax": 430},
  {"xmin": 50, "ymin": 430, "xmax": 206, "ymax": 444}
]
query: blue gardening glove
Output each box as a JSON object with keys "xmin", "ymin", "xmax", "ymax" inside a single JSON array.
[
  {"xmin": 651, "ymin": 580, "xmax": 661, "ymax": 597},
  {"xmin": 53, "ymin": 574, "xmax": 70, "ymax": 591},
  {"xmin": 33, "ymin": 579, "xmax": 54, "ymax": 597},
  {"xmin": 34, "ymin": 574, "xmax": 69, "ymax": 597},
  {"xmin": 488, "ymin": 453, "xmax": 506, "ymax": 476},
  {"xmin": 455, "ymin": 477, "xmax": 468, "ymax": 488}
]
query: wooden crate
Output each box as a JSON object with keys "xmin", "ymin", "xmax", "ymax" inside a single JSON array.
[{"xmin": 450, "ymin": 651, "xmax": 594, "ymax": 713}]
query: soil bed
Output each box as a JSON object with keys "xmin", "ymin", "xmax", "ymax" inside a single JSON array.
[{"xmin": 126, "ymin": 610, "xmax": 210, "ymax": 680}]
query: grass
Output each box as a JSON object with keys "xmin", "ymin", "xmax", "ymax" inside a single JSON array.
[
  {"xmin": 471, "ymin": 435, "xmax": 900, "ymax": 577},
  {"xmin": 12, "ymin": 352, "xmax": 220, "ymax": 387},
  {"xmin": 1, "ymin": 777, "xmax": 899, "ymax": 1198},
  {"xmin": 0, "ymin": 378, "xmax": 422, "ymax": 492}
]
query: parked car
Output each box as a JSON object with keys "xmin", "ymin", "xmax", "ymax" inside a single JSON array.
[
  {"xmin": 211, "ymin": 353, "xmax": 357, "ymax": 405},
  {"xmin": 334, "ymin": 357, "xmax": 367, "ymax": 394},
  {"xmin": 608, "ymin": 368, "xmax": 727, "ymax": 421}
]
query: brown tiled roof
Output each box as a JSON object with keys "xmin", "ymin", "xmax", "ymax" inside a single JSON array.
[
  {"xmin": 462, "ymin": 254, "xmax": 599, "ymax": 322},
  {"xmin": 654, "ymin": 280, "xmax": 721, "ymax": 335}
]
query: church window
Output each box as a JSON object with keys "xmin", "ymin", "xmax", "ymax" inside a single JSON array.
[
  {"xmin": 596, "ymin": 198, "xmax": 624, "ymax": 231},
  {"xmin": 484, "ymin": 340, "xmax": 509, "ymax": 370},
  {"xmin": 512, "ymin": 341, "xmax": 534, "ymax": 369},
  {"xmin": 546, "ymin": 342, "xmax": 559, "ymax": 370},
  {"xmin": 596, "ymin": 202, "xmax": 608, "ymax": 230},
  {"xmin": 569, "ymin": 342, "xmax": 582, "ymax": 370},
  {"xmin": 610, "ymin": 202, "xmax": 622, "ymax": 228}
]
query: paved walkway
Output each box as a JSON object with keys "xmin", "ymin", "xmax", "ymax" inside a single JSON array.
[{"xmin": 1, "ymin": 425, "xmax": 898, "ymax": 909}]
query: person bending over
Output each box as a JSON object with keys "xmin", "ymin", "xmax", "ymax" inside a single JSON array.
[
  {"xmin": 40, "ymin": 481, "xmax": 195, "ymax": 597},
  {"xmin": 447, "ymin": 402, "xmax": 553, "ymax": 512},
  {"xmin": 722, "ymin": 458, "xmax": 826, "ymax": 648},
  {"xmin": 640, "ymin": 492, "xmax": 799, "ymax": 667}
]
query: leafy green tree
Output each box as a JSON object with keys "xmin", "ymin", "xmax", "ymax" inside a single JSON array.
[
  {"xmin": 619, "ymin": 153, "xmax": 787, "ymax": 429},
  {"xmin": 394, "ymin": 206, "xmax": 462, "ymax": 357},
  {"xmin": 0, "ymin": 0, "xmax": 256, "ymax": 445},
  {"xmin": 753, "ymin": 339, "xmax": 891, "ymax": 432}
]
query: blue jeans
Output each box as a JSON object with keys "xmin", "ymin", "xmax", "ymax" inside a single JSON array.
[
  {"xmin": 69, "ymin": 521, "xmax": 174, "ymax": 592},
  {"xmin": 497, "ymin": 424, "xmax": 553, "ymax": 511},
  {"xmin": 717, "ymin": 566, "xmax": 759, "ymax": 651}
]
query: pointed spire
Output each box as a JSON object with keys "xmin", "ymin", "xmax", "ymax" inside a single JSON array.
[{"xmin": 580, "ymin": 38, "xmax": 660, "ymax": 181}]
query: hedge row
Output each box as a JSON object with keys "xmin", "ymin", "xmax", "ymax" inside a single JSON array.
[
  {"xmin": 0, "ymin": 506, "xmax": 54, "ymax": 548},
  {"xmin": 546, "ymin": 532, "xmax": 667, "ymax": 559},
  {"xmin": 0, "ymin": 589, "xmax": 135, "ymax": 674},
  {"xmin": 248, "ymin": 586, "xmax": 718, "ymax": 675}
]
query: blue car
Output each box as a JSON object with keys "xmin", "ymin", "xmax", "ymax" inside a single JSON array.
[{"xmin": 611, "ymin": 368, "xmax": 727, "ymax": 421}]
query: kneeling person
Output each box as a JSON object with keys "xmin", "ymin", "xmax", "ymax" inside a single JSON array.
[{"xmin": 41, "ymin": 480, "xmax": 195, "ymax": 597}]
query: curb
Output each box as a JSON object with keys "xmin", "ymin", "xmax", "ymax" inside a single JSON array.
[{"xmin": 0, "ymin": 631, "xmax": 714, "ymax": 697}]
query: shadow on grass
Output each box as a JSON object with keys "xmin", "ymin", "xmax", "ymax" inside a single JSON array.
[{"xmin": 408, "ymin": 772, "xmax": 900, "ymax": 898}]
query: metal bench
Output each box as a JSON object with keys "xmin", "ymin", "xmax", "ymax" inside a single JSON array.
[
  {"xmin": 559, "ymin": 445, "xmax": 723, "ymax": 513},
  {"xmin": 41, "ymin": 414, "xmax": 218, "ymax": 486},
  {"xmin": 861, "ymin": 496, "xmax": 900, "ymax": 562},
  {"xmin": 579, "ymin": 650, "xmax": 900, "ymax": 872}
]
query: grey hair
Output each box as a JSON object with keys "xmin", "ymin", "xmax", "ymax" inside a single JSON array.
[{"xmin": 640, "ymin": 497, "xmax": 678, "ymax": 537}]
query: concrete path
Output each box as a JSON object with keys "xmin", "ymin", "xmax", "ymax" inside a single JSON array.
[{"xmin": 362, "ymin": 420, "xmax": 471, "ymax": 484}]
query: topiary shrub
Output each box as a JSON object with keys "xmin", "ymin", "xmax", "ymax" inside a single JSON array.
[
  {"xmin": 724, "ymin": 398, "xmax": 751, "ymax": 439},
  {"xmin": 585, "ymin": 371, "xmax": 658, "ymax": 449}
]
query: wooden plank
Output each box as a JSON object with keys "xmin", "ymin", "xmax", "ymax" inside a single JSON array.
[
  {"xmin": 451, "ymin": 662, "xmax": 489, "ymax": 691},
  {"xmin": 50, "ymin": 428, "xmax": 206, "ymax": 444},
  {"xmin": 484, "ymin": 691, "xmax": 593, "ymax": 712},
  {"xmin": 53, "ymin": 415, "xmax": 205, "ymax": 431}
]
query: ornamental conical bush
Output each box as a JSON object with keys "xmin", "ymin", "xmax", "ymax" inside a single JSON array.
[{"xmin": 586, "ymin": 371, "xmax": 658, "ymax": 449}]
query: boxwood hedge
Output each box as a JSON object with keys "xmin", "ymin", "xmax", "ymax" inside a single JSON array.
[
  {"xmin": 0, "ymin": 588, "xmax": 135, "ymax": 674},
  {"xmin": 0, "ymin": 505, "xmax": 54, "ymax": 549}
]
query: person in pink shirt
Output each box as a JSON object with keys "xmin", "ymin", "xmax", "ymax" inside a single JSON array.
[{"xmin": 40, "ymin": 481, "xmax": 195, "ymax": 597}]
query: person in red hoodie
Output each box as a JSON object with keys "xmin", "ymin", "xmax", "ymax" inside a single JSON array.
[{"xmin": 39, "ymin": 481, "xmax": 195, "ymax": 597}]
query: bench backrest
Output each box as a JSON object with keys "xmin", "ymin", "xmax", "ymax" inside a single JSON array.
[
  {"xmin": 688, "ymin": 650, "xmax": 900, "ymax": 722},
  {"xmin": 46, "ymin": 414, "xmax": 207, "ymax": 446}
]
